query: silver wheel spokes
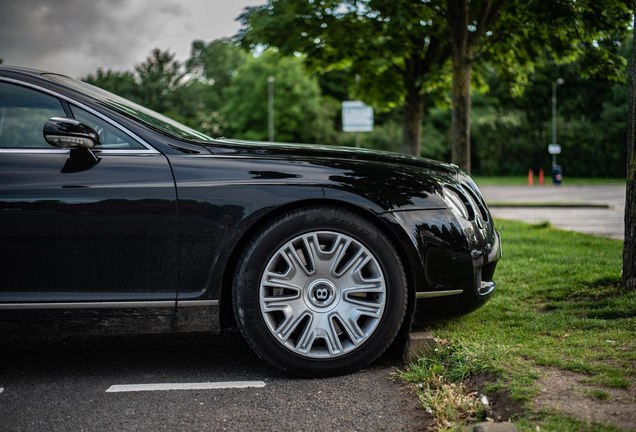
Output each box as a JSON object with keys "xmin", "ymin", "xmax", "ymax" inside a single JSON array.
[{"xmin": 259, "ymin": 231, "xmax": 386, "ymax": 359}]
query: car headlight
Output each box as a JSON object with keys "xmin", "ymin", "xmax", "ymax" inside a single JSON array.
[
  {"xmin": 461, "ymin": 183, "xmax": 489, "ymax": 222},
  {"xmin": 443, "ymin": 186, "xmax": 473, "ymax": 220}
]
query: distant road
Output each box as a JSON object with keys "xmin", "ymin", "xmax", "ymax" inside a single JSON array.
[{"xmin": 479, "ymin": 185, "xmax": 626, "ymax": 240}]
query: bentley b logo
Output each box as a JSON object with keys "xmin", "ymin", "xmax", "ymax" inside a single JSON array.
[
  {"xmin": 315, "ymin": 288, "xmax": 329, "ymax": 301},
  {"xmin": 309, "ymin": 281, "xmax": 335, "ymax": 307}
]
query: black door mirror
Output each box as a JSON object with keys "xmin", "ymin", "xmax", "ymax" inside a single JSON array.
[{"xmin": 43, "ymin": 117, "xmax": 100, "ymax": 149}]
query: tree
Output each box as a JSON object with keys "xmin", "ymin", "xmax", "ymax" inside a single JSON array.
[
  {"xmin": 84, "ymin": 48, "xmax": 187, "ymax": 116},
  {"xmin": 183, "ymin": 38, "xmax": 249, "ymax": 137},
  {"xmin": 625, "ymin": 0, "xmax": 636, "ymax": 288},
  {"xmin": 222, "ymin": 50, "xmax": 324, "ymax": 143},
  {"xmin": 83, "ymin": 68, "xmax": 140, "ymax": 102},
  {"xmin": 187, "ymin": 38, "xmax": 248, "ymax": 91},
  {"xmin": 83, "ymin": 42, "xmax": 249, "ymax": 138},
  {"xmin": 445, "ymin": 0, "xmax": 632, "ymax": 172},
  {"xmin": 238, "ymin": 0, "xmax": 632, "ymax": 173},
  {"xmin": 237, "ymin": 0, "xmax": 453, "ymax": 156},
  {"xmin": 465, "ymin": 38, "xmax": 631, "ymax": 177},
  {"xmin": 134, "ymin": 48, "xmax": 185, "ymax": 114}
]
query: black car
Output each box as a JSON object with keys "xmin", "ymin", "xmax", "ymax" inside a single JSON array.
[{"xmin": 0, "ymin": 65, "xmax": 501, "ymax": 377}]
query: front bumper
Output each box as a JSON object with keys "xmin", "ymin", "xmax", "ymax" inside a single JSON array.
[{"xmin": 388, "ymin": 207, "xmax": 502, "ymax": 324}]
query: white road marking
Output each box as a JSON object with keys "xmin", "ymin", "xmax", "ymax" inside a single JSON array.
[
  {"xmin": 106, "ymin": 381, "xmax": 266, "ymax": 393},
  {"xmin": 0, "ymin": 387, "xmax": 4, "ymax": 394}
]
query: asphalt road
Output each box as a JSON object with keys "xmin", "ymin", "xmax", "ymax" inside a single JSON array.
[
  {"xmin": 480, "ymin": 184, "xmax": 626, "ymax": 240},
  {"xmin": 0, "ymin": 330, "xmax": 429, "ymax": 432}
]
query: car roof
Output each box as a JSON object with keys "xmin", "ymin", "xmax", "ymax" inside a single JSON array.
[
  {"xmin": 0, "ymin": 65, "xmax": 79, "ymax": 91},
  {"xmin": 0, "ymin": 64, "xmax": 65, "ymax": 78}
]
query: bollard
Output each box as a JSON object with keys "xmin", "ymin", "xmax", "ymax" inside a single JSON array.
[
  {"xmin": 552, "ymin": 165, "xmax": 562, "ymax": 185},
  {"xmin": 527, "ymin": 169, "xmax": 534, "ymax": 186},
  {"xmin": 539, "ymin": 168, "xmax": 544, "ymax": 185}
]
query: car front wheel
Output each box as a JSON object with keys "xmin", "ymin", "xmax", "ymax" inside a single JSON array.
[{"xmin": 232, "ymin": 206, "xmax": 407, "ymax": 377}]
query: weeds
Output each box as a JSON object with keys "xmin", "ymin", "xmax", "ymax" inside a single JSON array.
[{"xmin": 400, "ymin": 340, "xmax": 489, "ymax": 431}]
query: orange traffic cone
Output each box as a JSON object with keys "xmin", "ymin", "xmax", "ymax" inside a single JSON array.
[{"xmin": 528, "ymin": 169, "xmax": 534, "ymax": 186}]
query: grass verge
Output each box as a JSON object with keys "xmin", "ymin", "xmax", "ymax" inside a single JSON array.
[{"xmin": 398, "ymin": 219, "xmax": 635, "ymax": 431}]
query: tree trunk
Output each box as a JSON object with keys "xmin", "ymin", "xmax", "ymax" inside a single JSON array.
[
  {"xmin": 450, "ymin": 52, "xmax": 472, "ymax": 173},
  {"xmin": 624, "ymin": 2, "xmax": 636, "ymax": 288},
  {"xmin": 401, "ymin": 86, "xmax": 425, "ymax": 157}
]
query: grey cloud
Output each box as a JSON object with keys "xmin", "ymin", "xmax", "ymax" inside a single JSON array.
[{"xmin": 0, "ymin": 0, "xmax": 192, "ymax": 77}]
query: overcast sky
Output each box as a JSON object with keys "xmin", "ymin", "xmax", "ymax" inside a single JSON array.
[{"xmin": 0, "ymin": 0, "xmax": 266, "ymax": 79}]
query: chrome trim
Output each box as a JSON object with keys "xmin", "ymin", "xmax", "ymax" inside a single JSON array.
[
  {"xmin": 0, "ymin": 148, "xmax": 158, "ymax": 155},
  {"xmin": 0, "ymin": 77, "xmax": 159, "ymax": 154},
  {"xmin": 0, "ymin": 148, "xmax": 69, "ymax": 154},
  {"xmin": 94, "ymin": 149, "xmax": 159, "ymax": 155},
  {"xmin": 177, "ymin": 300, "xmax": 219, "ymax": 307},
  {"xmin": 0, "ymin": 301, "xmax": 175, "ymax": 310},
  {"xmin": 478, "ymin": 281, "xmax": 496, "ymax": 296},
  {"xmin": 416, "ymin": 289, "xmax": 463, "ymax": 299}
]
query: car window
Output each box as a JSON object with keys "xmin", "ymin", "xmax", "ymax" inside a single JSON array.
[
  {"xmin": 45, "ymin": 74, "xmax": 213, "ymax": 142},
  {"xmin": 70, "ymin": 105, "xmax": 144, "ymax": 149},
  {"xmin": 0, "ymin": 82, "xmax": 66, "ymax": 148}
]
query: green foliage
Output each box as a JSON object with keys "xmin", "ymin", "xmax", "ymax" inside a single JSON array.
[
  {"xmin": 187, "ymin": 38, "xmax": 247, "ymax": 91},
  {"xmin": 80, "ymin": 4, "xmax": 633, "ymax": 175},
  {"xmin": 237, "ymin": 0, "xmax": 452, "ymax": 109},
  {"xmin": 452, "ymin": 38, "xmax": 633, "ymax": 177},
  {"xmin": 236, "ymin": 0, "xmax": 457, "ymax": 155},
  {"xmin": 133, "ymin": 48, "xmax": 185, "ymax": 114},
  {"xmin": 83, "ymin": 44, "xmax": 244, "ymax": 138},
  {"xmin": 83, "ymin": 68, "xmax": 139, "ymax": 102},
  {"xmin": 182, "ymin": 38, "xmax": 249, "ymax": 136},
  {"xmin": 482, "ymin": 0, "xmax": 632, "ymax": 88},
  {"xmin": 222, "ymin": 50, "xmax": 324, "ymax": 143},
  {"xmin": 237, "ymin": 0, "xmax": 633, "ymax": 165}
]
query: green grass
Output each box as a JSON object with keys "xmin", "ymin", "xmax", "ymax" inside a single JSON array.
[
  {"xmin": 473, "ymin": 176, "xmax": 626, "ymax": 186},
  {"xmin": 398, "ymin": 219, "xmax": 635, "ymax": 431},
  {"xmin": 514, "ymin": 411, "xmax": 629, "ymax": 432}
]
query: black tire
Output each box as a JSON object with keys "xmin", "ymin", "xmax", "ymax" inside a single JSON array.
[{"xmin": 232, "ymin": 206, "xmax": 407, "ymax": 377}]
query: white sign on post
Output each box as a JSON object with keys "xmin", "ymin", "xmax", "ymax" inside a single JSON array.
[
  {"xmin": 342, "ymin": 101, "xmax": 374, "ymax": 132},
  {"xmin": 548, "ymin": 144, "xmax": 562, "ymax": 154}
]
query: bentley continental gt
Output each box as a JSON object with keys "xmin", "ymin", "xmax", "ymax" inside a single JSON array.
[{"xmin": 0, "ymin": 65, "xmax": 501, "ymax": 377}]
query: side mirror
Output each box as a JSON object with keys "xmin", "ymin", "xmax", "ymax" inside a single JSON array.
[{"xmin": 43, "ymin": 117, "xmax": 100, "ymax": 149}]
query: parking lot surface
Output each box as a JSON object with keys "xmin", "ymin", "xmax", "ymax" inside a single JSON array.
[
  {"xmin": 0, "ymin": 331, "xmax": 428, "ymax": 432},
  {"xmin": 480, "ymin": 184, "xmax": 626, "ymax": 240}
]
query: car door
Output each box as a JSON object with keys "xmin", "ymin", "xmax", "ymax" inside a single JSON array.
[{"xmin": 0, "ymin": 81, "xmax": 179, "ymax": 317}]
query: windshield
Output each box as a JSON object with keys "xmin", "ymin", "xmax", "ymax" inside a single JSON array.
[{"xmin": 44, "ymin": 74, "xmax": 214, "ymax": 142}]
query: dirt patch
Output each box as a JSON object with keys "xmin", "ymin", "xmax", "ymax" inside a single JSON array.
[
  {"xmin": 534, "ymin": 368, "xmax": 636, "ymax": 431},
  {"xmin": 466, "ymin": 369, "xmax": 636, "ymax": 430},
  {"xmin": 465, "ymin": 373, "xmax": 526, "ymax": 422}
]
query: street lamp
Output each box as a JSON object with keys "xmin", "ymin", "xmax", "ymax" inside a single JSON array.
[
  {"xmin": 268, "ymin": 77, "xmax": 275, "ymax": 142},
  {"xmin": 551, "ymin": 78, "xmax": 564, "ymax": 184},
  {"xmin": 552, "ymin": 78, "xmax": 564, "ymax": 166}
]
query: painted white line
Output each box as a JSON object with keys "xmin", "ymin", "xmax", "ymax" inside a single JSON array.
[
  {"xmin": 0, "ymin": 387, "xmax": 4, "ymax": 394},
  {"xmin": 106, "ymin": 381, "xmax": 266, "ymax": 393}
]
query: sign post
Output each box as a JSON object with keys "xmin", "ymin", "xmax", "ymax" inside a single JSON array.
[
  {"xmin": 548, "ymin": 144, "xmax": 561, "ymax": 165},
  {"xmin": 342, "ymin": 101, "xmax": 373, "ymax": 147}
]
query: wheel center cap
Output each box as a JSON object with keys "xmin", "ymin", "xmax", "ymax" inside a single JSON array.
[{"xmin": 308, "ymin": 279, "xmax": 336, "ymax": 308}]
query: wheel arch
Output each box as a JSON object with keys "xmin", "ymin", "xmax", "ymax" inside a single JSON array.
[{"xmin": 219, "ymin": 198, "xmax": 417, "ymax": 332}]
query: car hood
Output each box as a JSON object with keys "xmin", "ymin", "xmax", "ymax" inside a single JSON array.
[{"xmin": 200, "ymin": 139, "xmax": 459, "ymax": 177}]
